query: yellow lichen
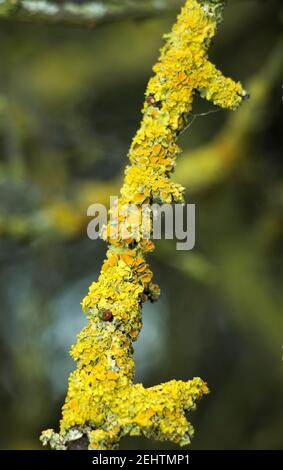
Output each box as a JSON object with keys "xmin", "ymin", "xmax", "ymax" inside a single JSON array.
[{"xmin": 41, "ymin": 0, "xmax": 246, "ymax": 450}]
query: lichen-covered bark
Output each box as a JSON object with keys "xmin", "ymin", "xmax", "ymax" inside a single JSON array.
[{"xmin": 40, "ymin": 0, "xmax": 246, "ymax": 450}]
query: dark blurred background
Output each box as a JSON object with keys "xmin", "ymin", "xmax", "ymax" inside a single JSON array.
[{"xmin": 0, "ymin": 0, "xmax": 282, "ymax": 450}]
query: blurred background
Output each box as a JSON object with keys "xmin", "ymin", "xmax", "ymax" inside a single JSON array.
[{"xmin": 0, "ymin": 0, "xmax": 282, "ymax": 450}]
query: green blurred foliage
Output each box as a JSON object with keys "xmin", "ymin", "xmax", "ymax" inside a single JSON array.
[{"xmin": 0, "ymin": 0, "xmax": 282, "ymax": 450}]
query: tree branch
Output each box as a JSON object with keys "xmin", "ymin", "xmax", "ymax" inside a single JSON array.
[{"xmin": 40, "ymin": 0, "xmax": 245, "ymax": 451}]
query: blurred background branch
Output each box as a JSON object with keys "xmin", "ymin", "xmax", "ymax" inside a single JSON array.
[
  {"xmin": 1, "ymin": 35, "xmax": 282, "ymax": 240},
  {"xmin": 0, "ymin": 0, "xmax": 183, "ymax": 26},
  {"xmin": 175, "ymin": 37, "xmax": 283, "ymax": 192}
]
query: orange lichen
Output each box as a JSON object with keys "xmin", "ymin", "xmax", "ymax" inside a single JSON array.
[{"xmin": 41, "ymin": 0, "xmax": 246, "ymax": 450}]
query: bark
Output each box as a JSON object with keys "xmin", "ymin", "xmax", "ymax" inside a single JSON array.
[{"xmin": 67, "ymin": 435, "xmax": 89, "ymax": 450}]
